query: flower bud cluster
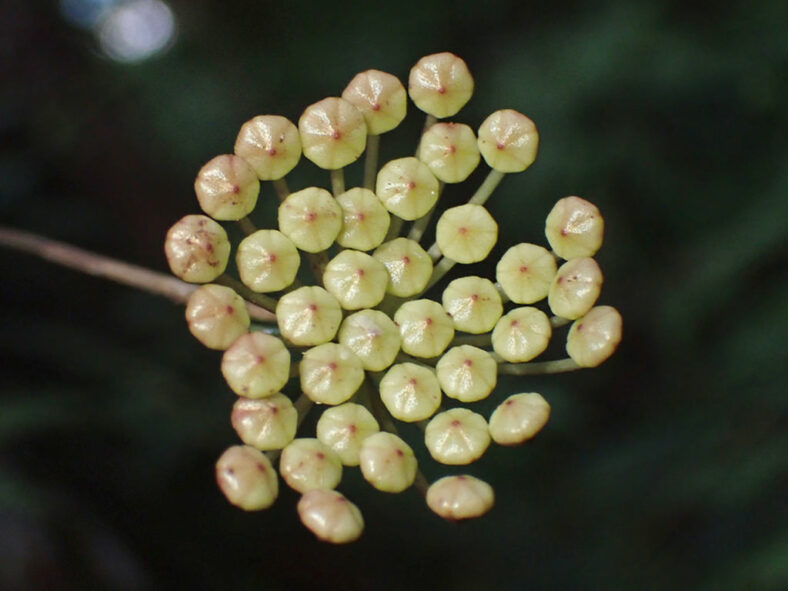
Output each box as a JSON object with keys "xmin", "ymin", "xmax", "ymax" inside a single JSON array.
[{"xmin": 165, "ymin": 52, "xmax": 622, "ymax": 543}]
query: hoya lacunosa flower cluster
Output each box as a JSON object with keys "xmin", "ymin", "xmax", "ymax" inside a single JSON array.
[{"xmin": 165, "ymin": 52, "xmax": 622, "ymax": 544}]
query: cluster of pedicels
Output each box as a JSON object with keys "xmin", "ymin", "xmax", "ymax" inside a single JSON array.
[{"xmin": 164, "ymin": 53, "xmax": 622, "ymax": 544}]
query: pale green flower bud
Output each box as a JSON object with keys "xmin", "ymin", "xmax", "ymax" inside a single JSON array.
[
  {"xmin": 426, "ymin": 475, "xmax": 494, "ymax": 520},
  {"xmin": 299, "ymin": 343, "xmax": 365, "ymax": 405},
  {"xmin": 299, "ymin": 97, "xmax": 367, "ymax": 170},
  {"xmin": 496, "ymin": 243, "xmax": 557, "ymax": 304},
  {"xmin": 194, "ymin": 154, "xmax": 260, "ymax": 220},
  {"xmin": 234, "ymin": 115, "xmax": 302, "ymax": 180},
  {"xmin": 164, "ymin": 215, "xmax": 230, "ymax": 283},
  {"xmin": 316, "ymin": 403, "xmax": 380, "ymax": 466},
  {"xmin": 435, "ymin": 203, "xmax": 498, "ymax": 264},
  {"xmin": 491, "ymin": 307, "xmax": 552, "ymax": 363},
  {"xmin": 322, "ymin": 250, "xmax": 389, "ymax": 310},
  {"xmin": 477, "ymin": 110, "xmax": 538, "ymax": 173},
  {"xmin": 379, "ymin": 362, "xmax": 442, "ymax": 422},
  {"xmin": 548, "ymin": 257, "xmax": 603, "ymax": 320},
  {"xmin": 441, "ymin": 276, "xmax": 503, "ymax": 334},
  {"xmin": 185, "ymin": 284, "xmax": 250, "ymax": 350},
  {"xmin": 566, "ymin": 305, "xmax": 622, "ymax": 367},
  {"xmin": 488, "ymin": 392, "xmax": 550, "ymax": 445},
  {"xmin": 231, "ymin": 394, "xmax": 298, "ymax": 451},
  {"xmin": 376, "ymin": 157, "xmax": 440, "ymax": 221},
  {"xmin": 424, "ymin": 408, "xmax": 490, "ymax": 465},
  {"xmin": 394, "ymin": 299, "xmax": 455, "ymax": 359},
  {"xmin": 215, "ymin": 445, "xmax": 278, "ymax": 511},
  {"xmin": 373, "ymin": 238, "xmax": 433, "ymax": 297},
  {"xmin": 276, "ymin": 286, "xmax": 343, "ymax": 346},
  {"xmin": 435, "ymin": 345, "xmax": 497, "ymax": 403},
  {"xmin": 297, "ymin": 489, "xmax": 364, "ymax": 544},
  {"xmin": 341, "ymin": 69, "xmax": 407, "ymax": 135},
  {"xmin": 358, "ymin": 431, "xmax": 417, "ymax": 493},
  {"xmin": 338, "ymin": 310, "xmax": 401, "ymax": 372},
  {"xmin": 279, "ymin": 438, "xmax": 343, "ymax": 493},
  {"xmin": 408, "ymin": 52, "xmax": 473, "ymax": 118},
  {"xmin": 236, "ymin": 229, "xmax": 300, "ymax": 293},
  {"xmin": 278, "ymin": 187, "xmax": 342, "ymax": 253},
  {"xmin": 221, "ymin": 332, "xmax": 291, "ymax": 398},
  {"xmin": 418, "ymin": 122, "xmax": 480, "ymax": 183},
  {"xmin": 336, "ymin": 188, "xmax": 391, "ymax": 251},
  {"xmin": 545, "ymin": 196, "xmax": 604, "ymax": 259}
]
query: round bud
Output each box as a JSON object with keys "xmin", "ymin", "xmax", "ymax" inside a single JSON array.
[
  {"xmin": 491, "ymin": 307, "xmax": 552, "ymax": 363},
  {"xmin": 298, "ymin": 97, "xmax": 367, "ymax": 170},
  {"xmin": 341, "ymin": 69, "xmax": 407, "ymax": 135},
  {"xmin": 278, "ymin": 187, "xmax": 342, "ymax": 253},
  {"xmin": 298, "ymin": 489, "xmax": 364, "ymax": 544},
  {"xmin": 496, "ymin": 243, "xmax": 557, "ymax": 304},
  {"xmin": 194, "ymin": 154, "xmax": 260, "ymax": 220},
  {"xmin": 424, "ymin": 408, "xmax": 490, "ymax": 465},
  {"xmin": 322, "ymin": 250, "xmax": 389, "ymax": 310},
  {"xmin": 336, "ymin": 188, "xmax": 391, "ymax": 251},
  {"xmin": 548, "ymin": 257, "xmax": 603, "ymax": 320},
  {"xmin": 477, "ymin": 109, "xmax": 539, "ymax": 173},
  {"xmin": 276, "ymin": 286, "xmax": 343, "ymax": 346},
  {"xmin": 231, "ymin": 394, "xmax": 298, "ymax": 451},
  {"xmin": 441, "ymin": 276, "xmax": 503, "ymax": 334},
  {"xmin": 234, "ymin": 115, "xmax": 302, "ymax": 180},
  {"xmin": 376, "ymin": 157, "xmax": 440, "ymax": 220},
  {"xmin": 408, "ymin": 52, "xmax": 473, "ymax": 118},
  {"xmin": 379, "ymin": 362, "xmax": 442, "ymax": 422},
  {"xmin": 435, "ymin": 204, "xmax": 498, "ymax": 264},
  {"xmin": 545, "ymin": 196, "xmax": 604, "ymax": 259},
  {"xmin": 418, "ymin": 122, "xmax": 480, "ymax": 183},
  {"xmin": 279, "ymin": 438, "xmax": 343, "ymax": 494},
  {"xmin": 358, "ymin": 431, "xmax": 417, "ymax": 493},
  {"xmin": 435, "ymin": 345, "xmax": 497, "ymax": 403},
  {"xmin": 316, "ymin": 403, "xmax": 380, "ymax": 466},
  {"xmin": 299, "ymin": 343, "xmax": 365, "ymax": 405},
  {"xmin": 215, "ymin": 445, "xmax": 278, "ymax": 511},
  {"xmin": 373, "ymin": 238, "xmax": 433, "ymax": 297},
  {"xmin": 394, "ymin": 299, "xmax": 455, "ymax": 359},
  {"xmin": 221, "ymin": 332, "xmax": 291, "ymax": 398},
  {"xmin": 164, "ymin": 215, "xmax": 230, "ymax": 283},
  {"xmin": 426, "ymin": 475, "xmax": 494, "ymax": 521},
  {"xmin": 566, "ymin": 305, "xmax": 622, "ymax": 368},
  {"xmin": 236, "ymin": 229, "xmax": 300, "ymax": 293},
  {"xmin": 338, "ymin": 310, "xmax": 401, "ymax": 372},
  {"xmin": 185, "ymin": 284, "xmax": 250, "ymax": 350},
  {"xmin": 489, "ymin": 393, "xmax": 551, "ymax": 445}
]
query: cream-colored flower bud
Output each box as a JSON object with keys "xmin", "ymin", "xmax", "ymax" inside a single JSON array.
[
  {"xmin": 545, "ymin": 196, "xmax": 604, "ymax": 259},
  {"xmin": 394, "ymin": 299, "xmax": 455, "ymax": 359},
  {"xmin": 341, "ymin": 69, "xmax": 407, "ymax": 135},
  {"xmin": 373, "ymin": 238, "xmax": 433, "ymax": 297},
  {"xmin": 316, "ymin": 403, "xmax": 380, "ymax": 466},
  {"xmin": 408, "ymin": 52, "xmax": 473, "ymax": 118},
  {"xmin": 299, "ymin": 343, "xmax": 365, "ymax": 405},
  {"xmin": 336, "ymin": 188, "xmax": 390, "ymax": 251},
  {"xmin": 234, "ymin": 115, "xmax": 302, "ymax": 180},
  {"xmin": 491, "ymin": 307, "xmax": 552, "ymax": 363},
  {"xmin": 379, "ymin": 362, "xmax": 442, "ymax": 422},
  {"xmin": 221, "ymin": 332, "xmax": 291, "ymax": 398},
  {"xmin": 236, "ymin": 229, "xmax": 300, "ymax": 293},
  {"xmin": 215, "ymin": 445, "xmax": 278, "ymax": 511},
  {"xmin": 488, "ymin": 392, "xmax": 551, "ymax": 445},
  {"xmin": 358, "ymin": 431, "xmax": 417, "ymax": 493},
  {"xmin": 164, "ymin": 215, "xmax": 230, "ymax": 283},
  {"xmin": 424, "ymin": 408, "xmax": 490, "ymax": 465},
  {"xmin": 338, "ymin": 310, "xmax": 401, "ymax": 372},
  {"xmin": 279, "ymin": 438, "xmax": 343, "ymax": 494},
  {"xmin": 322, "ymin": 250, "xmax": 389, "ymax": 310},
  {"xmin": 185, "ymin": 284, "xmax": 250, "ymax": 350},
  {"xmin": 276, "ymin": 286, "xmax": 343, "ymax": 346},
  {"xmin": 477, "ymin": 110, "xmax": 539, "ymax": 173},
  {"xmin": 231, "ymin": 394, "xmax": 298, "ymax": 451},
  {"xmin": 298, "ymin": 97, "xmax": 367, "ymax": 170},
  {"xmin": 194, "ymin": 154, "xmax": 260, "ymax": 220},
  {"xmin": 418, "ymin": 122, "xmax": 480, "ymax": 183},
  {"xmin": 548, "ymin": 257, "xmax": 603, "ymax": 320},
  {"xmin": 435, "ymin": 345, "xmax": 497, "ymax": 403},
  {"xmin": 435, "ymin": 204, "xmax": 498, "ymax": 264},
  {"xmin": 441, "ymin": 276, "xmax": 503, "ymax": 334},
  {"xmin": 496, "ymin": 243, "xmax": 557, "ymax": 304},
  {"xmin": 278, "ymin": 187, "xmax": 342, "ymax": 253},
  {"xmin": 297, "ymin": 489, "xmax": 364, "ymax": 544},
  {"xmin": 376, "ymin": 157, "xmax": 440, "ymax": 220},
  {"xmin": 426, "ymin": 475, "xmax": 494, "ymax": 521},
  {"xmin": 566, "ymin": 305, "xmax": 622, "ymax": 367}
]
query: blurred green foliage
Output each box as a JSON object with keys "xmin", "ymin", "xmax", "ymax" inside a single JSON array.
[{"xmin": 0, "ymin": 0, "xmax": 785, "ymax": 589}]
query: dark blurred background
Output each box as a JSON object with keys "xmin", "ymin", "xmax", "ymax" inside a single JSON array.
[{"xmin": 1, "ymin": 1, "xmax": 786, "ymax": 589}]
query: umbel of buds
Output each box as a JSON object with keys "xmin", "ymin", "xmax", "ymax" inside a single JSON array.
[{"xmin": 165, "ymin": 52, "xmax": 623, "ymax": 543}]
